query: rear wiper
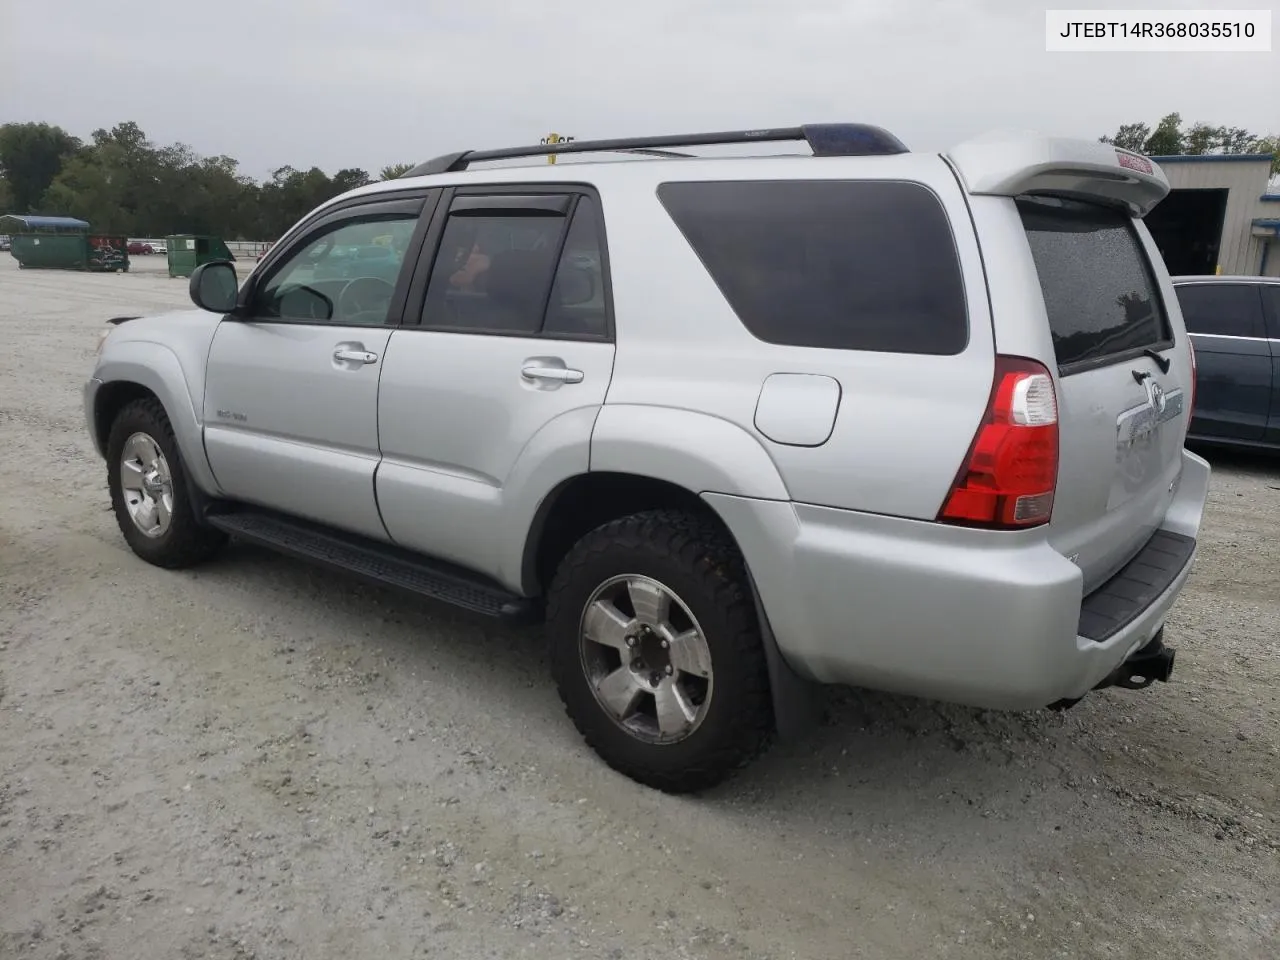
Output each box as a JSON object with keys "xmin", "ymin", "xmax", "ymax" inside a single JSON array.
[{"xmin": 1143, "ymin": 348, "xmax": 1171, "ymax": 374}]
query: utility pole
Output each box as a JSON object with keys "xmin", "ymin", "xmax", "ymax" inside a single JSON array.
[{"xmin": 540, "ymin": 132, "xmax": 575, "ymax": 164}]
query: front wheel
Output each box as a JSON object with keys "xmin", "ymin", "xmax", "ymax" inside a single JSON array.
[
  {"xmin": 547, "ymin": 510, "xmax": 774, "ymax": 793},
  {"xmin": 106, "ymin": 398, "xmax": 227, "ymax": 568}
]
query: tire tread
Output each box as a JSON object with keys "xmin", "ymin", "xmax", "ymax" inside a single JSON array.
[
  {"xmin": 106, "ymin": 397, "xmax": 226, "ymax": 569},
  {"xmin": 547, "ymin": 508, "xmax": 773, "ymax": 793}
]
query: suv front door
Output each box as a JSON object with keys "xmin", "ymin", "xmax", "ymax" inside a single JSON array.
[
  {"xmin": 202, "ymin": 194, "xmax": 434, "ymax": 539},
  {"xmin": 374, "ymin": 187, "xmax": 616, "ymax": 584},
  {"xmin": 1174, "ymin": 280, "xmax": 1272, "ymax": 442}
]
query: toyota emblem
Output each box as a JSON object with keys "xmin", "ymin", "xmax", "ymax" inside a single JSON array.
[{"xmin": 1147, "ymin": 380, "xmax": 1167, "ymax": 414}]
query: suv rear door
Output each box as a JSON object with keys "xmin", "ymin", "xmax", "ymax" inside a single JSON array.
[
  {"xmin": 1173, "ymin": 280, "xmax": 1271, "ymax": 441},
  {"xmin": 963, "ymin": 191, "xmax": 1193, "ymax": 595},
  {"xmin": 374, "ymin": 186, "xmax": 616, "ymax": 581},
  {"xmin": 1025, "ymin": 199, "xmax": 1191, "ymax": 593}
]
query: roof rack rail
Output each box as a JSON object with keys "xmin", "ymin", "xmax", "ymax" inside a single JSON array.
[{"xmin": 402, "ymin": 123, "xmax": 908, "ymax": 177}]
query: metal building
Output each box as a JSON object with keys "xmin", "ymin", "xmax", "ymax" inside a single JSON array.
[{"xmin": 1145, "ymin": 154, "xmax": 1279, "ymax": 278}]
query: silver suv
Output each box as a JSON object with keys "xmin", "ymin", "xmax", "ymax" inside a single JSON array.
[{"xmin": 85, "ymin": 123, "xmax": 1210, "ymax": 792}]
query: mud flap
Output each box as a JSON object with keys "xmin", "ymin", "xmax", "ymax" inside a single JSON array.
[{"xmin": 747, "ymin": 571, "xmax": 823, "ymax": 740}]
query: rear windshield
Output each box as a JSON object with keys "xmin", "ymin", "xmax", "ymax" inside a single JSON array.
[
  {"xmin": 1017, "ymin": 196, "xmax": 1171, "ymax": 370},
  {"xmin": 657, "ymin": 180, "xmax": 968, "ymax": 355}
]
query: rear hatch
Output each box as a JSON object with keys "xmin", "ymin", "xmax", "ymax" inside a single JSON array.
[
  {"xmin": 1017, "ymin": 196, "xmax": 1189, "ymax": 592},
  {"xmin": 945, "ymin": 134, "xmax": 1193, "ymax": 593}
]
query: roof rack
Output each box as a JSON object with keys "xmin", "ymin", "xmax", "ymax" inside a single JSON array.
[{"xmin": 402, "ymin": 123, "xmax": 908, "ymax": 177}]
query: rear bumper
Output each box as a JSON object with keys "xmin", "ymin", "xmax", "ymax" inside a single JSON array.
[{"xmin": 705, "ymin": 448, "xmax": 1211, "ymax": 711}]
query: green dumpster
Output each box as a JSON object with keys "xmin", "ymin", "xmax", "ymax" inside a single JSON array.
[
  {"xmin": 1, "ymin": 215, "xmax": 130, "ymax": 272},
  {"xmin": 166, "ymin": 234, "xmax": 235, "ymax": 278}
]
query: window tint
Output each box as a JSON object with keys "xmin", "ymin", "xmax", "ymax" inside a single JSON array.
[
  {"xmin": 1017, "ymin": 197, "xmax": 1170, "ymax": 369},
  {"xmin": 420, "ymin": 194, "xmax": 607, "ymax": 338},
  {"xmin": 1175, "ymin": 283, "xmax": 1264, "ymax": 338},
  {"xmin": 421, "ymin": 204, "xmax": 566, "ymax": 334},
  {"xmin": 544, "ymin": 196, "xmax": 608, "ymax": 338},
  {"xmin": 656, "ymin": 180, "xmax": 967, "ymax": 354},
  {"xmin": 1260, "ymin": 285, "xmax": 1280, "ymax": 339},
  {"xmin": 254, "ymin": 215, "xmax": 417, "ymax": 325}
]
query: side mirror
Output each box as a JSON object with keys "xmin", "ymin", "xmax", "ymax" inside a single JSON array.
[{"xmin": 189, "ymin": 260, "xmax": 239, "ymax": 314}]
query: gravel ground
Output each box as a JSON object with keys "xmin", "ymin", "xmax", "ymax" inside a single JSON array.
[{"xmin": 1, "ymin": 253, "xmax": 1277, "ymax": 960}]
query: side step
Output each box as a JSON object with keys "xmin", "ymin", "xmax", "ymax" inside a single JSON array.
[{"xmin": 206, "ymin": 509, "xmax": 537, "ymax": 622}]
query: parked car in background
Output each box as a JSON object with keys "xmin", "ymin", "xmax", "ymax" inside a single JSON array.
[
  {"xmin": 1172, "ymin": 275, "xmax": 1280, "ymax": 451},
  {"xmin": 128, "ymin": 241, "xmax": 155, "ymax": 255},
  {"xmin": 0, "ymin": 235, "xmax": 10, "ymax": 251}
]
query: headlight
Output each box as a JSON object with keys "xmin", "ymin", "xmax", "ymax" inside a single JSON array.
[{"xmin": 96, "ymin": 326, "xmax": 113, "ymax": 356}]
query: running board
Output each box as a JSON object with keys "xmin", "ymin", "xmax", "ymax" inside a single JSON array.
[{"xmin": 205, "ymin": 509, "xmax": 537, "ymax": 622}]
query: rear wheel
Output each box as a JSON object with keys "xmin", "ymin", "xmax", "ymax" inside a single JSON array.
[
  {"xmin": 106, "ymin": 398, "xmax": 226, "ymax": 568},
  {"xmin": 547, "ymin": 509, "xmax": 773, "ymax": 793}
]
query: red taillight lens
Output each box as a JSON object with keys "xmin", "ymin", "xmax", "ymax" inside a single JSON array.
[{"xmin": 938, "ymin": 356, "xmax": 1060, "ymax": 530}]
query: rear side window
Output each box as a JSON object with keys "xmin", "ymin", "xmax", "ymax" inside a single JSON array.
[
  {"xmin": 1017, "ymin": 197, "xmax": 1171, "ymax": 370},
  {"xmin": 656, "ymin": 180, "xmax": 968, "ymax": 354},
  {"xmin": 1175, "ymin": 283, "xmax": 1265, "ymax": 338}
]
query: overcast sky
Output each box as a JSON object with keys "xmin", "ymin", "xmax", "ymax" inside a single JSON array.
[{"xmin": 2, "ymin": 0, "xmax": 1276, "ymax": 181}]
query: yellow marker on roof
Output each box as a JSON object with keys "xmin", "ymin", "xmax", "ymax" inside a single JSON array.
[{"xmin": 541, "ymin": 132, "xmax": 574, "ymax": 164}]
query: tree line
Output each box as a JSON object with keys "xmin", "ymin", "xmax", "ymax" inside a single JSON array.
[
  {"xmin": 1099, "ymin": 112, "xmax": 1278, "ymax": 175},
  {"xmin": 0, "ymin": 120, "xmax": 417, "ymax": 240},
  {"xmin": 2, "ymin": 114, "xmax": 1276, "ymax": 241}
]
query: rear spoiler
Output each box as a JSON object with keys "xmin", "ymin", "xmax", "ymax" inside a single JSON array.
[{"xmin": 944, "ymin": 131, "xmax": 1170, "ymax": 218}]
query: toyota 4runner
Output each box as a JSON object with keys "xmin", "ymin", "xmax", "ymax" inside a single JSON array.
[{"xmin": 85, "ymin": 123, "xmax": 1211, "ymax": 793}]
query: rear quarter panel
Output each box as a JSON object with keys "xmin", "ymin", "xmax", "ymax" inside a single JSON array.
[{"xmin": 598, "ymin": 155, "xmax": 995, "ymax": 520}]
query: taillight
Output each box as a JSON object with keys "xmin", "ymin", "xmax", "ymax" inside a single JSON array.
[{"xmin": 938, "ymin": 356, "xmax": 1059, "ymax": 530}]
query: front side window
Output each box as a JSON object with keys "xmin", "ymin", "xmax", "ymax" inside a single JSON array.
[
  {"xmin": 1175, "ymin": 283, "xmax": 1265, "ymax": 338},
  {"xmin": 420, "ymin": 194, "xmax": 607, "ymax": 338},
  {"xmin": 254, "ymin": 214, "xmax": 419, "ymax": 325}
]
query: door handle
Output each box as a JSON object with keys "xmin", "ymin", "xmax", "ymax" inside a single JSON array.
[
  {"xmin": 334, "ymin": 348, "xmax": 378, "ymax": 364},
  {"xmin": 522, "ymin": 363, "xmax": 584, "ymax": 384}
]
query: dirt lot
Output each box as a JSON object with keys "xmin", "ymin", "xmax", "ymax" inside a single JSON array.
[{"xmin": 1, "ymin": 253, "xmax": 1277, "ymax": 960}]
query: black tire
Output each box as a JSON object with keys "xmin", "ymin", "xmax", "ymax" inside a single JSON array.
[
  {"xmin": 547, "ymin": 509, "xmax": 774, "ymax": 793},
  {"xmin": 106, "ymin": 398, "xmax": 227, "ymax": 568}
]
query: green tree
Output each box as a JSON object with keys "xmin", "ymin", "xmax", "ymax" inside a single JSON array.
[
  {"xmin": 0, "ymin": 122, "xmax": 83, "ymax": 213},
  {"xmin": 0, "ymin": 175, "xmax": 13, "ymax": 213},
  {"xmin": 380, "ymin": 162, "xmax": 416, "ymax": 180},
  {"xmin": 41, "ymin": 150, "xmax": 125, "ymax": 232},
  {"xmin": 1182, "ymin": 122, "xmax": 1219, "ymax": 155},
  {"xmin": 40, "ymin": 122, "xmax": 160, "ymax": 233},
  {"xmin": 1143, "ymin": 113, "xmax": 1184, "ymax": 156},
  {"xmin": 1099, "ymin": 122, "xmax": 1149, "ymax": 152},
  {"xmin": 331, "ymin": 168, "xmax": 372, "ymax": 193},
  {"xmin": 19, "ymin": 117, "xmax": 428, "ymax": 237},
  {"xmin": 253, "ymin": 165, "xmax": 365, "ymax": 238},
  {"xmin": 1101, "ymin": 114, "xmax": 1279, "ymax": 174},
  {"xmin": 1255, "ymin": 136, "xmax": 1280, "ymax": 176}
]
